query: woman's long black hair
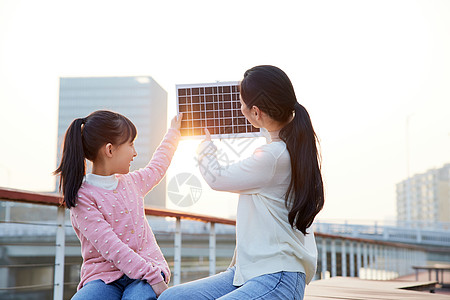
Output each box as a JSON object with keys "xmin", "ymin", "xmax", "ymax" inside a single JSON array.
[
  {"xmin": 240, "ymin": 65, "xmax": 324, "ymax": 235},
  {"xmin": 54, "ymin": 110, "xmax": 137, "ymax": 209}
]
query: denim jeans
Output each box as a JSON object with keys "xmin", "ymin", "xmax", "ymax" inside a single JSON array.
[
  {"xmin": 159, "ymin": 266, "xmax": 306, "ymax": 300},
  {"xmin": 71, "ymin": 275, "xmax": 157, "ymax": 300}
]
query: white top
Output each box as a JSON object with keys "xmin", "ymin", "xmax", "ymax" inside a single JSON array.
[{"xmin": 197, "ymin": 130, "xmax": 318, "ymax": 286}]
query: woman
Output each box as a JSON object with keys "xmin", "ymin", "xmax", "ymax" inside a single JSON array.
[{"xmin": 160, "ymin": 65, "xmax": 324, "ymax": 299}]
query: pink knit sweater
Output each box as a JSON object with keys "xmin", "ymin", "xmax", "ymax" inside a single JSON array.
[{"xmin": 70, "ymin": 128, "xmax": 180, "ymax": 290}]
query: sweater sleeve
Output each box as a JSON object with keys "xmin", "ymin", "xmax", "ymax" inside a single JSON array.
[
  {"xmin": 128, "ymin": 128, "xmax": 181, "ymax": 197},
  {"xmin": 71, "ymin": 195, "xmax": 165, "ymax": 285},
  {"xmin": 196, "ymin": 141, "xmax": 277, "ymax": 193}
]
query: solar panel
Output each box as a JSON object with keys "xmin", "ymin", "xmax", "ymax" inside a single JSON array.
[{"xmin": 176, "ymin": 81, "xmax": 261, "ymax": 139}]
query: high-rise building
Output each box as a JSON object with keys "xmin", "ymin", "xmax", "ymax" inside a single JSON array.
[
  {"xmin": 56, "ymin": 76, "xmax": 168, "ymax": 207},
  {"xmin": 396, "ymin": 163, "xmax": 450, "ymax": 229}
]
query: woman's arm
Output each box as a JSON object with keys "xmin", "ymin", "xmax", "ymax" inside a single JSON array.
[{"xmin": 196, "ymin": 136, "xmax": 277, "ymax": 193}]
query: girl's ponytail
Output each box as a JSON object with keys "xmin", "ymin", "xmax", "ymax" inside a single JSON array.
[
  {"xmin": 280, "ymin": 102, "xmax": 324, "ymax": 235},
  {"xmin": 54, "ymin": 110, "xmax": 137, "ymax": 208},
  {"xmin": 54, "ymin": 118, "xmax": 86, "ymax": 208}
]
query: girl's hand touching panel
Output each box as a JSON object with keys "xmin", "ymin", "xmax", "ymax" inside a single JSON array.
[{"xmin": 170, "ymin": 113, "xmax": 183, "ymax": 130}]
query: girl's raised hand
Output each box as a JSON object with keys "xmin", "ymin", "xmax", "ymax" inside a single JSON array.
[{"xmin": 170, "ymin": 113, "xmax": 183, "ymax": 130}]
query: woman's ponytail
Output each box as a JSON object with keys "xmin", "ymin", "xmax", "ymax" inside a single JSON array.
[
  {"xmin": 280, "ymin": 103, "xmax": 324, "ymax": 235},
  {"xmin": 240, "ymin": 65, "xmax": 324, "ymax": 235},
  {"xmin": 54, "ymin": 118, "xmax": 86, "ymax": 208}
]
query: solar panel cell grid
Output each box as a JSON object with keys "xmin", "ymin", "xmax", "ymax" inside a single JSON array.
[{"xmin": 176, "ymin": 82, "xmax": 260, "ymax": 138}]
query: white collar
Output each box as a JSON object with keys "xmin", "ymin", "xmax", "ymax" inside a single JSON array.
[
  {"xmin": 261, "ymin": 128, "xmax": 282, "ymax": 143},
  {"xmin": 84, "ymin": 173, "xmax": 119, "ymax": 190}
]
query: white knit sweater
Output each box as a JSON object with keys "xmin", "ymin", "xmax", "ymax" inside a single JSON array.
[{"xmin": 196, "ymin": 130, "xmax": 318, "ymax": 286}]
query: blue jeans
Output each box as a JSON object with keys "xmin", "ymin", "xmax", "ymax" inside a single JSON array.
[
  {"xmin": 159, "ymin": 266, "xmax": 306, "ymax": 300},
  {"xmin": 71, "ymin": 275, "xmax": 157, "ymax": 300}
]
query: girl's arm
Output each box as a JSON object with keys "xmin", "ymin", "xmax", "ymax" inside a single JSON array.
[
  {"xmin": 71, "ymin": 196, "xmax": 165, "ymax": 286},
  {"xmin": 196, "ymin": 139, "xmax": 277, "ymax": 194},
  {"xmin": 128, "ymin": 114, "xmax": 182, "ymax": 197}
]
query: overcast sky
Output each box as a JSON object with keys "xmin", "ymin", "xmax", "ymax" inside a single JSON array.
[{"xmin": 1, "ymin": 0, "xmax": 449, "ymax": 222}]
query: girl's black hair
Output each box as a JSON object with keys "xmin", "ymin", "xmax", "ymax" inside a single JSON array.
[
  {"xmin": 240, "ymin": 65, "xmax": 324, "ymax": 235},
  {"xmin": 54, "ymin": 110, "xmax": 137, "ymax": 208}
]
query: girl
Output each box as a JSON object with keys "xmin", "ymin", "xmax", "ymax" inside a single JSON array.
[
  {"xmin": 55, "ymin": 110, "xmax": 182, "ymax": 299},
  {"xmin": 160, "ymin": 65, "xmax": 324, "ymax": 300}
]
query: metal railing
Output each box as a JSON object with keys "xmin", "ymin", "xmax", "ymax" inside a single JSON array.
[
  {"xmin": 0, "ymin": 188, "xmax": 235, "ymax": 300},
  {"xmin": 315, "ymin": 232, "xmax": 427, "ymax": 280},
  {"xmin": 314, "ymin": 221, "xmax": 450, "ymax": 247},
  {"xmin": 0, "ymin": 187, "xmax": 432, "ymax": 300}
]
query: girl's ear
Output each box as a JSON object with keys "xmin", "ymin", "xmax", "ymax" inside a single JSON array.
[{"xmin": 105, "ymin": 143, "xmax": 114, "ymax": 158}]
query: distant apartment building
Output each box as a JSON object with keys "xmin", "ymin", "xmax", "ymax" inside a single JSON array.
[
  {"xmin": 57, "ymin": 76, "xmax": 168, "ymax": 207},
  {"xmin": 396, "ymin": 163, "xmax": 450, "ymax": 228}
]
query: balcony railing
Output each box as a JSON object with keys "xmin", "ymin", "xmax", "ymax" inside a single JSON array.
[
  {"xmin": 315, "ymin": 221, "xmax": 450, "ymax": 247},
  {"xmin": 0, "ymin": 187, "xmax": 431, "ymax": 300}
]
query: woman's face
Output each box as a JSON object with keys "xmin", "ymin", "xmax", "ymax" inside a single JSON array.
[{"xmin": 240, "ymin": 94, "xmax": 261, "ymax": 128}]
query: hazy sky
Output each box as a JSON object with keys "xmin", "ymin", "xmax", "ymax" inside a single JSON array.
[{"xmin": 1, "ymin": 0, "xmax": 449, "ymax": 222}]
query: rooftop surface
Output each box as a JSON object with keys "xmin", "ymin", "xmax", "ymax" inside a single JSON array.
[{"xmin": 305, "ymin": 275, "xmax": 450, "ymax": 299}]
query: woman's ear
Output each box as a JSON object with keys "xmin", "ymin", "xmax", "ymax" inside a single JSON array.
[{"xmin": 252, "ymin": 106, "xmax": 261, "ymax": 120}]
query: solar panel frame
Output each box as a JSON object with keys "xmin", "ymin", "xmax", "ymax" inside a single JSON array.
[{"xmin": 176, "ymin": 81, "xmax": 262, "ymax": 139}]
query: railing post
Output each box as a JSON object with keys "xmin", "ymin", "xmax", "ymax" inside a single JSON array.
[
  {"xmin": 363, "ymin": 243, "xmax": 368, "ymax": 279},
  {"xmin": 385, "ymin": 247, "xmax": 390, "ymax": 280},
  {"xmin": 174, "ymin": 217, "xmax": 181, "ymax": 285},
  {"xmin": 406, "ymin": 249, "xmax": 410, "ymax": 277},
  {"xmin": 392, "ymin": 247, "xmax": 397, "ymax": 278},
  {"xmin": 341, "ymin": 240, "xmax": 347, "ymax": 277},
  {"xmin": 369, "ymin": 244, "xmax": 374, "ymax": 279},
  {"xmin": 403, "ymin": 249, "xmax": 408, "ymax": 276},
  {"xmin": 356, "ymin": 242, "xmax": 361, "ymax": 278},
  {"xmin": 395, "ymin": 247, "xmax": 400, "ymax": 279},
  {"xmin": 209, "ymin": 222, "xmax": 216, "ymax": 276},
  {"xmin": 53, "ymin": 206, "xmax": 65, "ymax": 300},
  {"xmin": 389, "ymin": 247, "xmax": 394, "ymax": 279},
  {"xmin": 349, "ymin": 241, "xmax": 355, "ymax": 277},
  {"xmin": 386, "ymin": 246, "xmax": 391, "ymax": 280},
  {"xmin": 414, "ymin": 250, "xmax": 419, "ymax": 270},
  {"xmin": 321, "ymin": 238, "xmax": 327, "ymax": 279},
  {"xmin": 374, "ymin": 245, "xmax": 379, "ymax": 280},
  {"xmin": 331, "ymin": 239, "xmax": 336, "ymax": 277},
  {"xmin": 402, "ymin": 249, "xmax": 406, "ymax": 276},
  {"xmin": 407, "ymin": 249, "xmax": 411, "ymax": 276}
]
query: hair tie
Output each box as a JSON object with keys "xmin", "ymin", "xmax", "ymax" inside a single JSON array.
[{"xmin": 80, "ymin": 118, "xmax": 87, "ymax": 125}]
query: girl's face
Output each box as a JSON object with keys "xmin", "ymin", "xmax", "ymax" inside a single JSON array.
[{"xmin": 110, "ymin": 139, "xmax": 137, "ymax": 174}]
